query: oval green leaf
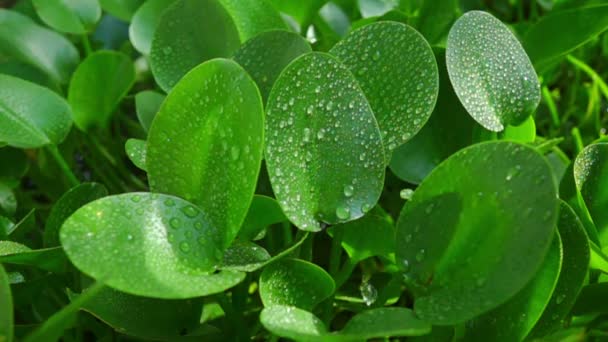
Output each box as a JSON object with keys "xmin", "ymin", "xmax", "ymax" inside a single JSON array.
[
  {"xmin": 147, "ymin": 58, "xmax": 264, "ymax": 250},
  {"xmin": 464, "ymin": 233, "xmax": 561, "ymax": 342},
  {"xmin": 265, "ymin": 52, "xmax": 385, "ymax": 231},
  {"xmin": 574, "ymin": 143, "xmax": 608, "ymax": 244},
  {"xmin": 446, "ymin": 11, "xmax": 540, "ymax": 132},
  {"xmin": 233, "ymin": 30, "xmax": 312, "ymax": 102},
  {"xmin": 0, "ymin": 9, "xmax": 80, "ymax": 84},
  {"xmin": 44, "ymin": 182, "xmax": 108, "ymax": 247},
  {"xmin": 389, "ymin": 48, "xmax": 475, "ymax": 184},
  {"xmin": 68, "ymin": 50, "xmax": 135, "ymax": 131},
  {"xmin": 82, "ymin": 287, "xmax": 203, "ymax": 340},
  {"xmin": 134, "ymin": 90, "xmax": 165, "ymax": 133},
  {"xmin": 260, "ymin": 305, "xmax": 327, "ymax": 340},
  {"xmin": 125, "ymin": 138, "xmax": 147, "ymax": 171},
  {"xmin": 341, "ymin": 308, "xmax": 432, "ymax": 339},
  {"xmin": 259, "ymin": 258, "xmax": 335, "ymax": 310},
  {"xmin": 330, "ymin": 21, "xmax": 439, "ymax": 153},
  {"xmin": 149, "ymin": 0, "xmax": 240, "ymax": 91},
  {"xmin": 60, "ymin": 193, "xmax": 245, "ymax": 299},
  {"xmin": 0, "ymin": 74, "xmax": 72, "ymax": 148},
  {"xmin": 0, "ymin": 265, "xmax": 12, "ymax": 342},
  {"xmin": 0, "ymin": 241, "xmax": 67, "ymax": 273},
  {"xmin": 128, "ymin": 0, "xmax": 175, "ymax": 55},
  {"xmin": 238, "ymin": 195, "xmax": 287, "ymax": 241},
  {"xmin": 32, "ymin": 0, "xmax": 101, "ymax": 34},
  {"xmin": 217, "ymin": 0, "xmax": 287, "ymax": 41},
  {"xmin": 529, "ymin": 201, "xmax": 590, "ymax": 338},
  {"xmin": 396, "ymin": 141, "xmax": 558, "ymax": 324},
  {"xmin": 99, "ymin": 0, "xmax": 144, "ymax": 21},
  {"xmin": 221, "ymin": 240, "xmax": 271, "ymax": 272}
]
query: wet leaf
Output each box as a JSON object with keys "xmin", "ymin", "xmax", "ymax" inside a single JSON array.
[
  {"xmin": 341, "ymin": 307, "xmax": 432, "ymax": 339},
  {"xmin": 125, "ymin": 138, "xmax": 146, "ymax": 171},
  {"xmin": 238, "ymin": 195, "xmax": 287, "ymax": 241},
  {"xmin": 260, "ymin": 305, "xmax": 327, "ymax": 340},
  {"xmin": 221, "ymin": 240, "xmax": 271, "ymax": 272},
  {"xmin": 134, "ymin": 90, "xmax": 165, "ymax": 133},
  {"xmin": 128, "ymin": 0, "xmax": 175, "ymax": 55},
  {"xmin": 217, "ymin": 0, "xmax": 287, "ymax": 41}
]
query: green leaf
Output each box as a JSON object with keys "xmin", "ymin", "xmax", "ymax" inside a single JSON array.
[
  {"xmin": 60, "ymin": 193, "xmax": 245, "ymax": 299},
  {"xmin": 0, "ymin": 265, "xmax": 13, "ymax": 342},
  {"xmin": 221, "ymin": 240, "xmax": 271, "ymax": 272},
  {"xmin": 82, "ymin": 286, "xmax": 203, "ymax": 340},
  {"xmin": 238, "ymin": 195, "xmax": 287, "ymax": 241},
  {"xmin": 24, "ymin": 282, "xmax": 105, "ymax": 342},
  {"xmin": 260, "ymin": 305, "xmax": 327, "ymax": 341},
  {"xmin": 446, "ymin": 11, "xmax": 540, "ymax": 132},
  {"xmin": 265, "ymin": 52, "xmax": 385, "ymax": 231},
  {"xmin": 32, "ymin": 0, "xmax": 101, "ymax": 34},
  {"xmin": 464, "ymin": 233, "xmax": 561, "ymax": 342},
  {"xmin": 590, "ymin": 241, "xmax": 608, "ymax": 273},
  {"xmin": 134, "ymin": 90, "xmax": 165, "ymax": 133},
  {"xmin": 44, "ymin": 182, "xmax": 108, "ymax": 247},
  {"xmin": 574, "ymin": 143, "xmax": 608, "ymax": 244},
  {"xmin": 328, "ymin": 206, "xmax": 394, "ymax": 263},
  {"xmin": 529, "ymin": 201, "xmax": 590, "ymax": 338},
  {"xmin": 572, "ymin": 282, "xmax": 608, "ymax": 315},
  {"xmin": 233, "ymin": 30, "xmax": 312, "ymax": 102},
  {"xmin": 99, "ymin": 0, "xmax": 144, "ymax": 21},
  {"xmin": 340, "ymin": 307, "xmax": 432, "ymax": 339},
  {"xmin": 396, "ymin": 141, "xmax": 558, "ymax": 324},
  {"xmin": 330, "ymin": 21, "xmax": 438, "ymax": 153},
  {"xmin": 0, "ymin": 9, "xmax": 80, "ymax": 84},
  {"xmin": 147, "ymin": 58, "xmax": 264, "ymax": 250},
  {"xmin": 0, "ymin": 74, "xmax": 73, "ymax": 148},
  {"xmin": 217, "ymin": 0, "xmax": 287, "ymax": 41},
  {"xmin": 7, "ymin": 208, "xmax": 36, "ymax": 238},
  {"xmin": 523, "ymin": 4, "xmax": 608, "ymax": 70},
  {"xmin": 389, "ymin": 48, "xmax": 475, "ymax": 184},
  {"xmin": 149, "ymin": 0, "xmax": 240, "ymax": 92},
  {"xmin": 68, "ymin": 51, "xmax": 135, "ymax": 131},
  {"xmin": 268, "ymin": 0, "xmax": 327, "ymax": 28},
  {"xmin": 500, "ymin": 115, "xmax": 536, "ymax": 143},
  {"xmin": 259, "ymin": 258, "xmax": 335, "ymax": 310},
  {"xmin": 125, "ymin": 138, "xmax": 147, "ymax": 171},
  {"xmin": 0, "ymin": 241, "xmax": 67, "ymax": 273},
  {"xmin": 128, "ymin": 0, "xmax": 175, "ymax": 55},
  {"xmin": 0, "ymin": 147, "xmax": 29, "ymax": 188}
]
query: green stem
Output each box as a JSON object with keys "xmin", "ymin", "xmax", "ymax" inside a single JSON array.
[
  {"xmin": 329, "ymin": 228, "xmax": 344, "ymax": 275},
  {"xmin": 81, "ymin": 35, "xmax": 92, "ymax": 56},
  {"xmin": 541, "ymin": 85, "xmax": 560, "ymax": 127},
  {"xmin": 571, "ymin": 127, "xmax": 584, "ymax": 154},
  {"xmin": 46, "ymin": 145, "xmax": 79, "ymax": 187},
  {"xmin": 567, "ymin": 55, "xmax": 608, "ymax": 101},
  {"xmin": 334, "ymin": 258, "xmax": 357, "ymax": 289}
]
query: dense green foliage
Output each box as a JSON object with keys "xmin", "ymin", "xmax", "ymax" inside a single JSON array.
[{"xmin": 1, "ymin": 0, "xmax": 608, "ymax": 341}]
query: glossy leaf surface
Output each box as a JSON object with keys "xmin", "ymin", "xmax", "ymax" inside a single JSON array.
[
  {"xmin": 32, "ymin": 0, "xmax": 101, "ymax": 34},
  {"xmin": 128, "ymin": 0, "xmax": 175, "ymax": 55}
]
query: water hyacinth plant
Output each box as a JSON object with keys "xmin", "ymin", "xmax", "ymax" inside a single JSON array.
[{"xmin": 1, "ymin": 0, "xmax": 608, "ymax": 340}]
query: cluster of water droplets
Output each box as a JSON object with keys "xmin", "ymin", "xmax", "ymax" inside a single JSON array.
[
  {"xmin": 331, "ymin": 22, "xmax": 438, "ymax": 152},
  {"xmin": 446, "ymin": 11, "xmax": 540, "ymax": 132},
  {"xmin": 265, "ymin": 53, "xmax": 384, "ymax": 230}
]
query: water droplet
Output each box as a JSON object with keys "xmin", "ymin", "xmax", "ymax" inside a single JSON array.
[
  {"xmin": 181, "ymin": 205, "xmax": 198, "ymax": 218},
  {"xmin": 169, "ymin": 217, "xmax": 181, "ymax": 229},
  {"xmin": 336, "ymin": 205, "xmax": 350, "ymax": 220},
  {"xmin": 415, "ymin": 249, "xmax": 426, "ymax": 262},
  {"xmin": 179, "ymin": 241, "xmax": 191, "ymax": 253},
  {"xmin": 194, "ymin": 221, "xmax": 203, "ymax": 230},
  {"xmin": 344, "ymin": 185, "xmax": 354, "ymax": 197},
  {"xmin": 130, "ymin": 195, "xmax": 141, "ymax": 203},
  {"xmin": 164, "ymin": 198, "xmax": 175, "ymax": 207},
  {"xmin": 556, "ymin": 293, "xmax": 566, "ymax": 304},
  {"xmin": 372, "ymin": 50, "xmax": 381, "ymax": 61},
  {"xmin": 361, "ymin": 203, "xmax": 372, "ymax": 213},
  {"xmin": 402, "ymin": 259, "xmax": 410, "ymax": 272},
  {"xmin": 359, "ymin": 282, "xmax": 377, "ymax": 306},
  {"xmin": 425, "ymin": 203, "xmax": 434, "ymax": 214},
  {"xmin": 317, "ymin": 129, "xmax": 325, "ymax": 140},
  {"xmin": 400, "ymin": 188, "xmax": 414, "ymax": 200},
  {"xmin": 230, "ymin": 146, "xmax": 240, "ymax": 161}
]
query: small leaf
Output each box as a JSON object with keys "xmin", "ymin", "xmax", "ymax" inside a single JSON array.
[
  {"xmin": 267, "ymin": 0, "xmax": 327, "ymax": 27},
  {"xmin": 238, "ymin": 195, "xmax": 287, "ymax": 241},
  {"xmin": 32, "ymin": 0, "xmax": 101, "ymax": 34},
  {"xmin": 446, "ymin": 11, "xmax": 540, "ymax": 132},
  {"xmin": 147, "ymin": 59, "xmax": 264, "ymax": 251},
  {"xmin": 68, "ymin": 51, "xmax": 135, "ymax": 131},
  {"xmin": 260, "ymin": 305, "xmax": 327, "ymax": 340},
  {"xmin": 529, "ymin": 201, "xmax": 590, "ymax": 338},
  {"xmin": 328, "ymin": 206, "xmax": 394, "ymax": 263},
  {"xmin": 464, "ymin": 234, "xmax": 561, "ymax": 342},
  {"xmin": 217, "ymin": 0, "xmax": 287, "ymax": 41},
  {"xmin": 500, "ymin": 115, "xmax": 536, "ymax": 143},
  {"xmin": 265, "ymin": 52, "xmax": 385, "ymax": 231},
  {"xmin": 331, "ymin": 21, "xmax": 439, "ymax": 153},
  {"xmin": 134, "ymin": 90, "xmax": 165, "ymax": 133},
  {"xmin": 389, "ymin": 48, "xmax": 475, "ymax": 184},
  {"xmin": 44, "ymin": 182, "xmax": 108, "ymax": 247},
  {"xmin": 128, "ymin": 0, "xmax": 175, "ymax": 55},
  {"xmin": 149, "ymin": 0, "xmax": 240, "ymax": 91},
  {"xmin": 259, "ymin": 258, "xmax": 335, "ymax": 310},
  {"xmin": 0, "ymin": 74, "xmax": 72, "ymax": 149},
  {"xmin": 341, "ymin": 308, "xmax": 432, "ymax": 339},
  {"xmin": 0, "ymin": 241, "xmax": 67, "ymax": 273},
  {"xmin": 233, "ymin": 30, "xmax": 312, "ymax": 102},
  {"xmin": 221, "ymin": 240, "xmax": 271, "ymax": 272},
  {"xmin": 0, "ymin": 9, "xmax": 80, "ymax": 84},
  {"xmin": 99, "ymin": 0, "xmax": 144, "ymax": 21},
  {"xmin": 396, "ymin": 141, "xmax": 558, "ymax": 324},
  {"xmin": 0, "ymin": 265, "xmax": 13, "ymax": 342},
  {"xmin": 125, "ymin": 138, "xmax": 147, "ymax": 171},
  {"xmin": 523, "ymin": 4, "xmax": 608, "ymax": 70},
  {"xmin": 574, "ymin": 143, "xmax": 608, "ymax": 244},
  {"xmin": 60, "ymin": 193, "xmax": 245, "ymax": 299},
  {"xmin": 82, "ymin": 286, "xmax": 203, "ymax": 340}
]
